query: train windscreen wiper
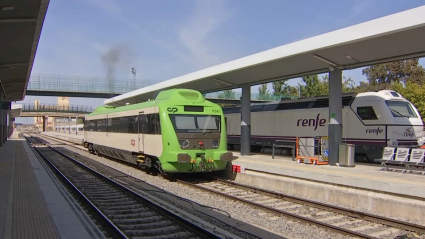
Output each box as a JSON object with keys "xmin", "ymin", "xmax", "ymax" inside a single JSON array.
[{"xmin": 391, "ymin": 109, "xmax": 409, "ymax": 118}]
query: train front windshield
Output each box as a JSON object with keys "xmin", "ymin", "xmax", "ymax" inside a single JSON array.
[
  {"xmin": 386, "ymin": 100, "xmax": 417, "ymax": 118},
  {"xmin": 169, "ymin": 114, "xmax": 221, "ymax": 133}
]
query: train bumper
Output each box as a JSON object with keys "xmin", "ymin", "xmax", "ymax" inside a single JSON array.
[
  {"xmin": 161, "ymin": 151, "xmax": 233, "ymax": 173},
  {"xmin": 176, "ymin": 151, "xmax": 233, "ymax": 163}
]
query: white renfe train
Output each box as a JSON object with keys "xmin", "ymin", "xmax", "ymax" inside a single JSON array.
[
  {"xmin": 223, "ymin": 90, "xmax": 424, "ymax": 162},
  {"xmin": 55, "ymin": 124, "xmax": 84, "ymax": 134}
]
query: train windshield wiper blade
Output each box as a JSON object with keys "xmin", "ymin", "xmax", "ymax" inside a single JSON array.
[{"xmin": 391, "ymin": 109, "xmax": 408, "ymax": 117}]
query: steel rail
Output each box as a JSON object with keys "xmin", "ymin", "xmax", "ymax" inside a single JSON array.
[
  {"xmin": 171, "ymin": 177, "xmax": 380, "ymax": 239},
  {"xmin": 215, "ymin": 178, "xmax": 425, "ymax": 235},
  {"xmin": 26, "ymin": 135, "xmax": 222, "ymax": 239},
  {"xmin": 25, "ymin": 135, "xmax": 128, "ymax": 239}
]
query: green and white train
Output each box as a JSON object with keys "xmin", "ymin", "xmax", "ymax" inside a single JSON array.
[{"xmin": 83, "ymin": 89, "xmax": 233, "ymax": 173}]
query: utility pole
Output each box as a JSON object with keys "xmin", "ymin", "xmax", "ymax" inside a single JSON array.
[{"xmin": 131, "ymin": 67, "xmax": 137, "ymax": 89}]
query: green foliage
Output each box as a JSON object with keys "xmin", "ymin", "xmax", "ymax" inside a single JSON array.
[
  {"xmin": 258, "ymin": 83, "xmax": 271, "ymax": 100},
  {"xmin": 271, "ymin": 80, "xmax": 299, "ymax": 98},
  {"xmin": 300, "ymin": 75, "xmax": 323, "ymax": 97},
  {"xmin": 362, "ymin": 59, "xmax": 425, "ymax": 86},
  {"xmin": 217, "ymin": 90, "xmax": 236, "ymax": 99}
]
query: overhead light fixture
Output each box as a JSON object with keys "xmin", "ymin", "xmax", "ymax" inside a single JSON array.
[
  {"xmin": 345, "ymin": 55, "xmax": 360, "ymax": 62},
  {"xmin": 214, "ymin": 78, "xmax": 234, "ymax": 87},
  {"xmin": 0, "ymin": 6, "xmax": 14, "ymax": 11},
  {"xmin": 313, "ymin": 54, "xmax": 338, "ymax": 67}
]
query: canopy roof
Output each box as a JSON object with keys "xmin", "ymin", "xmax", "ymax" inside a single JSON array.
[{"xmin": 105, "ymin": 6, "xmax": 425, "ymax": 107}]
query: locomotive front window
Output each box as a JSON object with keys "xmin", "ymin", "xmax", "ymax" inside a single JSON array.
[
  {"xmin": 169, "ymin": 115, "xmax": 221, "ymax": 133},
  {"xmin": 386, "ymin": 100, "xmax": 417, "ymax": 118}
]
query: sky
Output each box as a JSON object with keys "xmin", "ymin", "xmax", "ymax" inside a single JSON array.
[{"xmin": 16, "ymin": 0, "xmax": 425, "ymax": 123}]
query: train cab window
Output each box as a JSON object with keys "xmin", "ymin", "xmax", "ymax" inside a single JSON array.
[
  {"xmin": 357, "ymin": 106, "xmax": 378, "ymax": 120},
  {"xmin": 386, "ymin": 100, "xmax": 417, "ymax": 118}
]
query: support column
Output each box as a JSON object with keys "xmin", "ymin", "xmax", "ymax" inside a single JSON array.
[
  {"xmin": 241, "ymin": 85, "xmax": 251, "ymax": 155},
  {"xmin": 6, "ymin": 102, "xmax": 10, "ymax": 139},
  {"xmin": 328, "ymin": 68, "xmax": 343, "ymax": 166},
  {"xmin": 42, "ymin": 116, "xmax": 46, "ymax": 132}
]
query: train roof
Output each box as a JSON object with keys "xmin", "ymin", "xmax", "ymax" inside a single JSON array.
[
  {"xmin": 87, "ymin": 89, "xmax": 218, "ymax": 117},
  {"xmin": 222, "ymin": 90, "xmax": 404, "ymax": 113}
]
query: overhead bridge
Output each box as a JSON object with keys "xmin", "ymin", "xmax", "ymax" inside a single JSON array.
[
  {"xmin": 26, "ymin": 74, "xmax": 276, "ymax": 103},
  {"xmin": 20, "ymin": 104, "xmax": 92, "ymax": 118}
]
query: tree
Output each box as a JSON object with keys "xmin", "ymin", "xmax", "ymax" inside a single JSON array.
[
  {"xmin": 272, "ymin": 80, "xmax": 286, "ymax": 96},
  {"xmin": 300, "ymin": 75, "xmax": 326, "ymax": 97},
  {"xmin": 342, "ymin": 76, "xmax": 356, "ymax": 93},
  {"xmin": 362, "ymin": 59, "xmax": 425, "ymax": 86},
  {"xmin": 217, "ymin": 90, "xmax": 235, "ymax": 99},
  {"xmin": 257, "ymin": 83, "xmax": 271, "ymax": 100}
]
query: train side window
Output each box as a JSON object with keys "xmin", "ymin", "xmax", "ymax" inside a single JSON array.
[
  {"xmin": 357, "ymin": 106, "xmax": 378, "ymax": 120},
  {"xmin": 127, "ymin": 116, "xmax": 138, "ymax": 134}
]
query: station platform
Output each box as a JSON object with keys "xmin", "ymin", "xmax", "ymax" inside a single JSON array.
[
  {"xmin": 229, "ymin": 152, "xmax": 425, "ymax": 224},
  {"xmin": 0, "ymin": 132, "xmax": 103, "ymax": 239},
  {"xmin": 231, "ymin": 152, "xmax": 425, "ymax": 199}
]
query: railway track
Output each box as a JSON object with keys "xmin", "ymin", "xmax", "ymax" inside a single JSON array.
[
  {"xmin": 34, "ymin": 133, "xmax": 425, "ymax": 238},
  {"xmin": 25, "ymin": 135, "xmax": 227, "ymax": 239},
  {"xmin": 171, "ymin": 176, "xmax": 425, "ymax": 239}
]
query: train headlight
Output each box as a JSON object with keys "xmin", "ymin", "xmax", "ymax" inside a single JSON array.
[
  {"xmin": 388, "ymin": 139, "xmax": 398, "ymax": 147},
  {"xmin": 418, "ymin": 138, "xmax": 424, "ymax": 146},
  {"xmin": 179, "ymin": 139, "xmax": 190, "ymax": 148},
  {"xmin": 211, "ymin": 139, "xmax": 219, "ymax": 148}
]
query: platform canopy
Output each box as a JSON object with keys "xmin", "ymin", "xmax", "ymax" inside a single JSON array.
[
  {"xmin": 0, "ymin": 0, "xmax": 49, "ymax": 101},
  {"xmin": 10, "ymin": 104, "xmax": 22, "ymax": 118},
  {"xmin": 105, "ymin": 6, "xmax": 425, "ymax": 107}
]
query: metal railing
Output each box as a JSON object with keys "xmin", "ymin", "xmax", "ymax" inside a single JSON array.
[
  {"xmin": 22, "ymin": 104, "xmax": 93, "ymax": 113},
  {"xmin": 28, "ymin": 73, "xmax": 299, "ymax": 101},
  {"xmin": 27, "ymin": 73, "xmax": 162, "ymax": 94}
]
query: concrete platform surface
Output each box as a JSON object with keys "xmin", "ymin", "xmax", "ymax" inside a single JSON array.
[
  {"xmin": 0, "ymin": 132, "xmax": 103, "ymax": 239},
  {"xmin": 231, "ymin": 151, "xmax": 425, "ymax": 199}
]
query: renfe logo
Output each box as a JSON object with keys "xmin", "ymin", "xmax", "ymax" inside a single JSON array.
[
  {"xmin": 366, "ymin": 127, "xmax": 383, "ymax": 135},
  {"xmin": 297, "ymin": 113, "xmax": 326, "ymax": 131}
]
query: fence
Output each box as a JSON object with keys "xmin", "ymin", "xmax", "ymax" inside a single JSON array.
[
  {"xmin": 27, "ymin": 73, "xmax": 162, "ymax": 94},
  {"xmin": 22, "ymin": 104, "xmax": 93, "ymax": 114}
]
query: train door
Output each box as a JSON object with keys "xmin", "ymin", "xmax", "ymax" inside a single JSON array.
[
  {"xmin": 138, "ymin": 112, "xmax": 145, "ymax": 153},
  {"xmin": 225, "ymin": 117, "xmax": 228, "ymax": 133}
]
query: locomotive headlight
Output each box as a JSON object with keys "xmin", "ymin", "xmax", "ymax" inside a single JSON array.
[
  {"xmin": 388, "ymin": 139, "xmax": 398, "ymax": 147},
  {"xmin": 179, "ymin": 139, "xmax": 190, "ymax": 148},
  {"xmin": 211, "ymin": 139, "xmax": 219, "ymax": 148}
]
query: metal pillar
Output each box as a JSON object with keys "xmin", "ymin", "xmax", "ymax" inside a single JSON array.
[
  {"xmin": 42, "ymin": 116, "xmax": 46, "ymax": 132},
  {"xmin": 328, "ymin": 68, "xmax": 343, "ymax": 166},
  {"xmin": 6, "ymin": 103, "xmax": 10, "ymax": 139},
  {"xmin": 241, "ymin": 85, "xmax": 251, "ymax": 155}
]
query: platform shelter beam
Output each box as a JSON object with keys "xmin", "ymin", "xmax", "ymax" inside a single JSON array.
[
  {"xmin": 328, "ymin": 68, "xmax": 343, "ymax": 166},
  {"xmin": 241, "ymin": 85, "xmax": 251, "ymax": 155}
]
